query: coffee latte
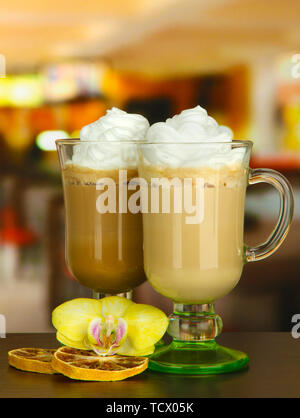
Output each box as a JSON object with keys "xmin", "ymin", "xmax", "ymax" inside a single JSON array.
[
  {"xmin": 139, "ymin": 164, "xmax": 248, "ymax": 304},
  {"xmin": 62, "ymin": 164, "xmax": 145, "ymax": 293}
]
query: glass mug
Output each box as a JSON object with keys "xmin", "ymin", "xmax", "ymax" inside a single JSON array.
[
  {"xmin": 138, "ymin": 140, "xmax": 294, "ymax": 374},
  {"xmin": 56, "ymin": 139, "xmax": 146, "ymax": 299}
]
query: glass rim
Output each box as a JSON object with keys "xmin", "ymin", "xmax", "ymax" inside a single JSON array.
[{"xmin": 56, "ymin": 139, "xmax": 253, "ymax": 147}]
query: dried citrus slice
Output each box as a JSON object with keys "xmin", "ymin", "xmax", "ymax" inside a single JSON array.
[
  {"xmin": 52, "ymin": 346, "xmax": 148, "ymax": 381},
  {"xmin": 8, "ymin": 348, "xmax": 57, "ymax": 374}
]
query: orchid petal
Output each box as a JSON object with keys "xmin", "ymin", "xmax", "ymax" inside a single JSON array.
[
  {"xmin": 52, "ymin": 298, "xmax": 102, "ymax": 342},
  {"xmin": 123, "ymin": 304, "xmax": 169, "ymax": 350},
  {"xmin": 115, "ymin": 318, "xmax": 127, "ymax": 344}
]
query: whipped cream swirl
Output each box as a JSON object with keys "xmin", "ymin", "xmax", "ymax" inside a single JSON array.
[
  {"xmin": 143, "ymin": 106, "xmax": 245, "ymax": 168},
  {"xmin": 72, "ymin": 107, "xmax": 149, "ymax": 169}
]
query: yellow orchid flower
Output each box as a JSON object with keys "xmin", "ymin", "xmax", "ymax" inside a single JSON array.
[{"xmin": 52, "ymin": 296, "xmax": 168, "ymax": 357}]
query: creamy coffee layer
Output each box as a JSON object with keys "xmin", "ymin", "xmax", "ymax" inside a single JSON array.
[
  {"xmin": 63, "ymin": 163, "xmax": 138, "ymax": 185},
  {"xmin": 62, "ymin": 163, "xmax": 145, "ymax": 293},
  {"xmin": 138, "ymin": 163, "xmax": 248, "ymax": 187},
  {"xmin": 139, "ymin": 163, "xmax": 248, "ymax": 304}
]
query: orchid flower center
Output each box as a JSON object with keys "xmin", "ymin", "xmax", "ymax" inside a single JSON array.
[{"xmin": 87, "ymin": 315, "xmax": 127, "ymax": 356}]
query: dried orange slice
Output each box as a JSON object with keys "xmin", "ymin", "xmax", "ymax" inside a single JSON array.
[
  {"xmin": 52, "ymin": 346, "xmax": 148, "ymax": 381},
  {"xmin": 8, "ymin": 348, "xmax": 57, "ymax": 374}
]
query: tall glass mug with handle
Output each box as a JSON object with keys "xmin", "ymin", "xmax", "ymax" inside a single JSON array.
[
  {"xmin": 56, "ymin": 139, "xmax": 146, "ymax": 299},
  {"xmin": 138, "ymin": 140, "xmax": 293, "ymax": 374}
]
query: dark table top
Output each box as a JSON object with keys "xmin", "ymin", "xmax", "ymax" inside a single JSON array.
[{"xmin": 0, "ymin": 332, "xmax": 299, "ymax": 398}]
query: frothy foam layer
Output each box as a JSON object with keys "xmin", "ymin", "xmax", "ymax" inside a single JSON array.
[
  {"xmin": 138, "ymin": 164, "xmax": 248, "ymax": 188},
  {"xmin": 143, "ymin": 105, "xmax": 245, "ymax": 168},
  {"xmin": 71, "ymin": 107, "xmax": 149, "ymax": 169}
]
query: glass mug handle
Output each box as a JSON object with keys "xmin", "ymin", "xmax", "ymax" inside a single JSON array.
[{"xmin": 246, "ymin": 168, "xmax": 294, "ymax": 262}]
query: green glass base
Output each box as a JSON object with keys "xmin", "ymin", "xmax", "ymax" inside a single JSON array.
[{"xmin": 149, "ymin": 340, "xmax": 249, "ymax": 375}]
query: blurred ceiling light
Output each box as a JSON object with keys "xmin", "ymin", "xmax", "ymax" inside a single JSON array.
[
  {"xmin": 70, "ymin": 130, "xmax": 81, "ymax": 138},
  {"xmin": 36, "ymin": 130, "xmax": 69, "ymax": 151},
  {"xmin": 42, "ymin": 61, "xmax": 107, "ymax": 101},
  {"xmin": 0, "ymin": 75, "xmax": 43, "ymax": 107}
]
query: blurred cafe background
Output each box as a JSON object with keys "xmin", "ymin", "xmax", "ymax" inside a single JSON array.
[{"xmin": 0, "ymin": 0, "xmax": 300, "ymax": 333}]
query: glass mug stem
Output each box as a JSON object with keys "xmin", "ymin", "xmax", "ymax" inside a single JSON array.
[
  {"xmin": 168, "ymin": 303, "xmax": 222, "ymax": 342},
  {"xmin": 92, "ymin": 290, "xmax": 133, "ymax": 300}
]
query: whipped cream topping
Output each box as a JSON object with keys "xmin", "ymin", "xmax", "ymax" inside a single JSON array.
[
  {"xmin": 142, "ymin": 106, "xmax": 245, "ymax": 168},
  {"xmin": 71, "ymin": 107, "xmax": 149, "ymax": 169}
]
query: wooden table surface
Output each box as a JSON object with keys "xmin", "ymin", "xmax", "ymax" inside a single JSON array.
[{"xmin": 0, "ymin": 332, "xmax": 299, "ymax": 398}]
